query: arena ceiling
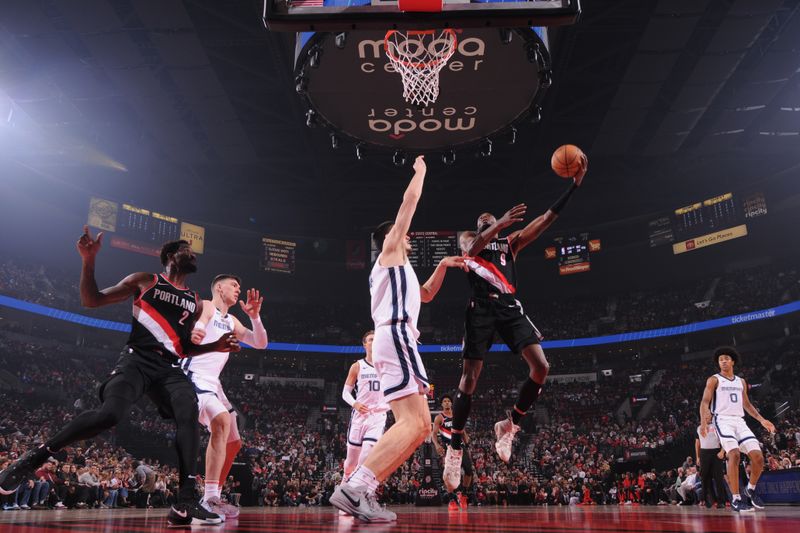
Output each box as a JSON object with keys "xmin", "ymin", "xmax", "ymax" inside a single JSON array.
[{"xmin": 1, "ymin": 0, "xmax": 799, "ymax": 238}]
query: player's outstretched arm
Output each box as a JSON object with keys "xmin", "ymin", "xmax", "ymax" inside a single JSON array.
[
  {"xmin": 698, "ymin": 377, "xmax": 717, "ymax": 437},
  {"xmin": 232, "ymin": 288, "xmax": 268, "ymax": 349},
  {"xmin": 741, "ymin": 378, "xmax": 776, "ymax": 433},
  {"xmin": 186, "ymin": 332, "xmax": 241, "ymax": 356},
  {"xmin": 510, "ymin": 154, "xmax": 588, "ymax": 256},
  {"xmin": 77, "ymin": 226, "xmax": 150, "ymax": 307},
  {"xmin": 382, "ymin": 156, "xmax": 426, "ymax": 266},
  {"xmin": 420, "ymin": 256, "xmax": 468, "ymax": 303},
  {"xmin": 463, "ymin": 204, "xmax": 527, "ymax": 257}
]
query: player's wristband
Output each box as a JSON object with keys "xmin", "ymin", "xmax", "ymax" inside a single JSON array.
[
  {"xmin": 252, "ymin": 315, "xmax": 262, "ymax": 324},
  {"xmin": 193, "ymin": 321, "xmax": 206, "ymax": 331},
  {"xmin": 549, "ymin": 182, "xmax": 578, "ymax": 215}
]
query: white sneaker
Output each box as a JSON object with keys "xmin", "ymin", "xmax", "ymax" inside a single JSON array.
[
  {"xmin": 494, "ymin": 417, "xmax": 520, "ymax": 463},
  {"xmin": 442, "ymin": 446, "xmax": 463, "ymax": 492},
  {"xmin": 54, "ymin": 502, "xmax": 66, "ymax": 508},
  {"xmin": 330, "ymin": 484, "xmax": 395, "ymax": 523}
]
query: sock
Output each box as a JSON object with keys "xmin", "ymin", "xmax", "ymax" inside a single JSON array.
[
  {"xmin": 450, "ymin": 391, "xmax": 472, "ymax": 450},
  {"xmin": 348, "ymin": 465, "xmax": 378, "ymax": 493},
  {"xmin": 204, "ymin": 481, "xmax": 220, "ymax": 501},
  {"xmin": 747, "ymin": 483, "xmax": 756, "ymax": 492},
  {"xmin": 511, "ymin": 378, "xmax": 543, "ymax": 425},
  {"xmin": 732, "ymin": 494, "xmax": 740, "ymax": 502}
]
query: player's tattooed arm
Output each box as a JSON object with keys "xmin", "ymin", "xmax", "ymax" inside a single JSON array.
[
  {"xmin": 508, "ymin": 210, "xmax": 557, "ymax": 256},
  {"xmin": 741, "ymin": 378, "xmax": 776, "ymax": 433},
  {"xmin": 698, "ymin": 376, "xmax": 718, "ymax": 437}
]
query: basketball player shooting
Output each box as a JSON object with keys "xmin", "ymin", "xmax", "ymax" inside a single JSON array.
[
  {"xmin": 187, "ymin": 275, "xmax": 268, "ymax": 519},
  {"xmin": 699, "ymin": 346, "xmax": 776, "ymax": 512},
  {"xmin": 0, "ymin": 227, "xmax": 239, "ymax": 526},
  {"xmin": 442, "ymin": 150, "xmax": 588, "ymax": 492},
  {"xmin": 329, "ymin": 155, "xmax": 467, "ymax": 522}
]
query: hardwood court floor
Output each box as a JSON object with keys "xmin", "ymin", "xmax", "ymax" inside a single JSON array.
[{"xmin": 1, "ymin": 505, "xmax": 798, "ymax": 532}]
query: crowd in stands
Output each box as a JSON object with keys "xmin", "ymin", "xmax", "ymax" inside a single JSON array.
[{"xmin": 2, "ymin": 257, "xmax": 798, "ymax": 345}]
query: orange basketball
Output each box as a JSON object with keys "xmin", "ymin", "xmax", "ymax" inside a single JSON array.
[{"xmin": 551, "ymin": 144, "xmax": 585, "ymax": 178}]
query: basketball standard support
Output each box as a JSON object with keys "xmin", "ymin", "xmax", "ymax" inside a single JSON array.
[{"xmin": 263, "ymin": 0, "xmax": 581, "ymax": 32}]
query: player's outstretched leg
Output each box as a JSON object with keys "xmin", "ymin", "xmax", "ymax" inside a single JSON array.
[{"xmin": 331, "ymin": 394, "xmax": 428, "ymax": 522}]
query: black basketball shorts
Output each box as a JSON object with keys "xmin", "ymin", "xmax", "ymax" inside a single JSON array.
[
  {"xmin": 99, "ymin": 346, "xmax": 198, "ymax": 420},
  {"xmin": 462, "ymin": 294, "xmax": 543, "ymax": 360}
]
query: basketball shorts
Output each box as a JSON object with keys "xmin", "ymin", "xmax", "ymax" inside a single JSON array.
[
  {"xmin": 373, "ymin": 325, "xmax": 430, "ymax": 403},
  {"xmin": 188, "ymin": 376, "xmax": 235, "ymax": 429},
  {"xmin": 713, "ymin": 415, "xmax": 761, "ymax": 454},
  {"xmin": 99, "ymin": 346, "xmax": 198, "ymax": 420},
  {"xmin": 463, "ymin": 294, "xmax": 543, "ymax": 359},
  {"xmin": 347, "ymin": 410, "xmax": 388, "ymax": 447}
]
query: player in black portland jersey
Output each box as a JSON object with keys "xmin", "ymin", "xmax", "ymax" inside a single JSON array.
[
  {"xmin": 0, "ymin": 227, "xmax": 239, "ymax": 526},
  {"xmin": 431, "ymin": 395, "xmax": 473, "ymax": 510},
  {"xmin": 441, "ymin": 154, "xmax": 588, "ymax": 492}
]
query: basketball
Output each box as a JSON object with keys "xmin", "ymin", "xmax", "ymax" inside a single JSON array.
[{"xmin": 551, "ymin": 144, "xmax": 585, "ymax": 178}]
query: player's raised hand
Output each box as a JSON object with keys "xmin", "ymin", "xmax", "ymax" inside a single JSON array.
[
  {"xmin": 239, "ymin": 288, "xmax": 264, "ymax": 320},
  {"xmin": 77, "ymin": 225, "xmax": 104, "ymax": 260},
  {"xmin": 440, "ymin": 256, "xmax": 469, "ymax": 272},
  {"xmin": 214, "ymin": 333, "xmax": 241, "ymax": 353},
  {"xmin": 573, "ymin": 153, "xmax": 589, "ymax": 186},
  {"xmin": 497, "ymin": 204, "xmax": 527, "ymax": 229},
  {"xmin": 413, "ymin": 154, "xmax": 426, "ymax": 174},
  {"xmin": 761, "ymin": 419, "xmax": 776, "ymax": 434}
]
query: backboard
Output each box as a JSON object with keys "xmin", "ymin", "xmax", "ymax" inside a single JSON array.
[{"xmin": 264, "ymin": 0, "xmax": 581, "ymax": 32}]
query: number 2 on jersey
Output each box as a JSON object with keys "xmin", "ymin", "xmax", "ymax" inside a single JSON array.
[{"xmin": 178, "ymin": 310, "xmax": 190, "ymax": 326}]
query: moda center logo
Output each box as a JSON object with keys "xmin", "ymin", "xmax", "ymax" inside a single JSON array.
[{"xmin": 356, "ymin": 36, "xmax": 487, "ymax": 138}]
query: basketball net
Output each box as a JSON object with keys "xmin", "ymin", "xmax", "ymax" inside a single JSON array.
[{"xmin": 384, "ymin": 29, "xmax": 457, "ymax": 107}]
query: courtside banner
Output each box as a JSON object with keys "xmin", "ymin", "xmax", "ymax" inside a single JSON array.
[
  {"xmin": 0, "ymin": 295, "xmax": 798, "ymax": 353},
  {"xmin": 754, "ymin": 468, "xmax": 800, "ymax": 504},
  {"xmin": 672, "ymin": 224, "xmax": 748, "ymax": 255}
]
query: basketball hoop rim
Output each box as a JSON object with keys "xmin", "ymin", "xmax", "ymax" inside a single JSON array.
[{"xmin": 384, "ymin": 28, "xmax": 458, "ymax": 70}]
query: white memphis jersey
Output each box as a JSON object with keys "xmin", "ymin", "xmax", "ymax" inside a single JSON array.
[
  {"xmin": 182, "ymin": 308, "xmax": 235, "ymax": 380},
  {"xmin": 369, "ymin": 256, "xmax": 421, "ymax": 339},
  {"xmin": 354, "ymin": 359, "xmax": 389, "ymax": 413},
  {"xmin": 712, "ymin": 374, "xmax": 745, "ymax": 418}
]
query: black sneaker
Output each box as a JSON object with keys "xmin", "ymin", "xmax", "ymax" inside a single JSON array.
[
  {"xmin": 0, "ymin": 447, "xmax": 47, "ymax": 496},
  {"xmin": 745, "ymin": 486, "xmax": 764, "ymax": 509},
  {"xmin": 731, "ymin": 498, "xmax": 754, "ymax": 513},
  {"xmin": 168, "ymin": 501, "xmax": 223, "ymax": 526}
]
